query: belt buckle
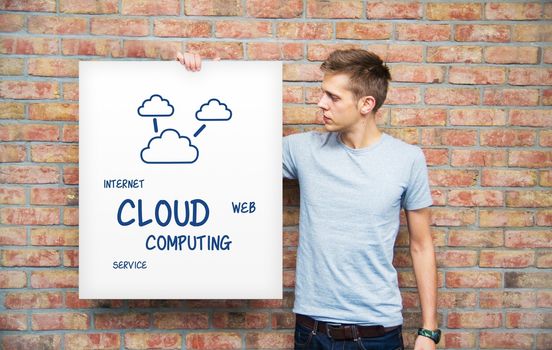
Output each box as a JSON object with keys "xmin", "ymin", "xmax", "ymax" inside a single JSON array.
[{"xmin": 325, "ymin": 323, "xmax": 342, "ymax": 339}]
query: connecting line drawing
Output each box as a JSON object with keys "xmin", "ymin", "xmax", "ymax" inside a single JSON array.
[{"xmin": 137, "ymin": 95, "xmax": 233, "ymax": 164}]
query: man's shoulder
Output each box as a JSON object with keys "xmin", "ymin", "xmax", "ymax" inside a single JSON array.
[
  {"xmin": 383, "ymin": 133, "xmax": 424, "ymax": 159},
  {"xmin": 284, "ymin": 131, "xmax": 331, "ymax": 146}
]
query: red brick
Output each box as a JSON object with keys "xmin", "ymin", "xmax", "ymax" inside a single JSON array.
[
  {"xmin": 30, "ymin": 188, "xmax": 77, "ymax": 205},
  {"xmin": 245, "ymin": 332, "xmax": 293, "ymax": 349},
  {"xmin": 0, "ymin": 227, "xmax": 26, "ymax": 245},
  {"xmin": 0, "ymin": 102, "xmax": 24, "ymax": 119},
  {"xmin": 282, "ymin": 86, "xmax": 303, "ymax": 104},
  {"xmin": 65, "ymin": 291, "xmax": 123, "ymax": 308},
  {"xmin": 29, "ymin": 103, "xmax": 78, "ymax": 121},
  {"xmin": 186, "ymin": 332, "xmax": 240, "ymax": 350},
  {"xmin": 278, "ymin": 22, "xmax": 332, "ymax": 40},
  {"xmin": 0, "ymin": 313, "xmax": 27, "ymax": 330},
  {"xmin": 28, "ymin": 16, "xmax": 87, "ymax": 34},
  {"xmin": 446, "ymin": 271, "xmax": 501, "ymax": 288},
  {"xmin": 62, "ymin": 125, "xmax": 78, "ymax": 142},
  {"xmin": 422, "ymin": 149, "xmax": 448, "ymax": 166},
  {"xmin": 390, "ymin": 109, "xmax": 445, "ymax": 126},
  {"xmin": 448, "ymin": 190, "xmax": 503, "ymax": 207},
  {"xmin": 510, "ymin": 109, "xmax": 552, "ymax": 127},
  {"xmin": 427, "ymin": 45, "xmax": 482, "ymax": 63},
  {"xmin": 94, "ymin": 312, "xmax": 149, "ymax": 329},
  {"xmin": 449, "ymin": 108, "xmax": 506, "ymax": 126},
  {"xmin": 0, "ymin": 36, "xmax": 58, "ymax": 55},
  {"xmin": 63, "ymin": 82, "xmax": 78, "ymax": 100},
  {"xmin": 541, "ymin": 130, "xmax": 552, "ymax": 147},
  {"xmin": 480, "ymin": 332, "xmax": 533, "ymax": 349},
  {"xmin": 91, "ymin": 18, "xmax": 149, "ymax": 36},
  {"xmin": 436, "ymin": 250, "xmax": 477, "ymax": 267},
  {"xmin": 513, "ymin": 24, "xmax": 552, "ymax": 42},
  {"xmin": 0, "ymin": 123, "xmax": 60, "ymax": 141},
  {"xmin": 449, "ymin": 66, "xmax": 505, "ymax": 85},
  {"xmin": 62, "ymin": 38, "xmax": 122, "ymax": 57},
  {"xmin": 509, "ymin": 68, "xmax": 552, "ymax": 86},
  {"xmin": 481, "ymin": 169, "xmax": 537, "ymax": 187},
  {"xmin": 0, "ymin": 0, "xmax": 55, "ymax": 11},
  {"xmin": 0, "ymin": 80, "xmax": 58, "ymax": 99},
  {"xmin": 448, "ymin": 311, "xmax": 501, "ymax": 328},
  {"xmin": 451, "ymin": 150, "xmax": 507, "ymax": 167},
  {"xmin": 248, "ymin": 43, "xmax": 303, "ymax": 60},
  {"xmin": 2, "ymin": 249, "xmax": 60, "ymax": 267},
  {"xmin": 366, "ymin": 2, "xmax": 421, "ymax": 19},
  {"xmin": 63, "ymin": 207, "xmax": 78, "ymax": 226},
  {"xmin": 480, "ymin": 129, "xmax": 535, "ymax": 147},
  {"xmin": 480, "ymin": 210, "xmax": 533, "ymax": 227},
  {"xmin": 443, "ymin": 332, "xmax": 476, "ymax": 348},
  {"xmin": 215, "ymin": 21, "xmax": 272, "ymax": 38},
  {"xmin": 485, "ymin": 2, "xmax": 542, "ymax": 20},
  {"xmin": 213, "ymin": 312, "xmax": 269, "ymax": 329},
  {"xmin": 307, "ymin": 0, "xmax": 362, "ymax": 18},
  {"xmin": 153, "ymin": 19, "xmax": 210, "ymax": 38},
  {"xmin": 430, "ymin": 208, "xmax": 475, "ymax": 226},
  {"xmin": 0, "ymin": 165, "xmax": 59, "ymax": 184},
  {"xmin": 506, "ymin": 230, "xmax": 552, "ymax": 248},
  {"xmin": 484, "ymin": 46, "xmax": 540, "ymax": 64},
  {"xmin": 426, "ymin": 3, "xmax": 482, "ymax": 20},
  {"xmin": 429, "ymin": 169, "xmax": 477, "ymax": 187},
  {"xmin": 184, "ymin": 42, "xmax": 243, "ymax": 60},
  {"xmin": 271, "ymin": 311, "xmax": 295, "ymax": 329},
  {"xmin": 425, "ymin": 88, "xmax": 479, "ymax": 105},
  {"xmin": 437, "ymin": 291, "xmax": 477, "ymax": 308},
  {"xmin": 0, "ymin": 56, "xmax": 21, "ymax": 73},
  {"xmin": 28, "ymin": 58, "xmax": 78, "ymax": 77},
  {"xmin": 246, "ymin": 0, "xmax": 301, "ymax": 18},
  {"xmin": 0, "ymin": 207, "xmax": 59, "ymax": 225},
  {"xmin": 124, "ymin": 40, "xmax": 181, "ymax": 59},
  {"xmin": 65, "ymin": 333, "xmax": 120, "ymax": 350},
  {"xmin": 538, "ymin": 291, "xmax": 552, "ymax": 307},
  {"xmin": 536, "ymin": 209, "xmax": 552, "ymax": 226},
  {"xmin": 62, "ymin": 249, "xmax": 78, "ymax": 267},
  {"xmin": 153, "ymin": 312, "xmax": 209, "ymax": 329},
  {"xmin": 480, "ymin": 291, "xmax": 536, "ymax": 309},
  {"xmin": 380, "ymin": 128, "xmax": 418, "ymax": 145},
  {"xmin": 506, "ymin": 271, "xmax": 552, "ymax": 288},
  {"xmin": 396, "ymin": 23, "xmax": 450, "ymax": 41},
  {"xmin": 64, "ymin": 166, "xmax": 79, "ymax": 185},
  {"xmin": 60, "ymin": 0, "xmax": 118, "ymax": 14},
  {"xmin": 31, "ymin": 270, "xmax": 78, "ymax": 288},
  {"xmin": 283, "ymin": 63, "xmax": 322, "ymax": 82},
  {"xmin": 480, "ymin": 250, "xmax": 534, "ymax": 268},
  {"xmin": 509, "ymin": 150, "xmax": 552, "ymax": 168},
  {"xmin": 4, "ymin": 291, "xmax": 63, "ymax": 309},
  {"xmin": 421, "ymin": 129, "xmax": 476, "ymax": 146},
  {"xmin": 537, "ymin": 251, "xmax": 552, "ymax": 267},
  {"xmin": 541, "ymin": 170, "xmax": 552, "ymax": 186},
  {"xmin": 506, "ymin": 190, "xmax": 552, "ymax": 208},
  {"xmin": 306, "ymin": 43, "xmax": 362, "ymax": 61},
  {"xmin": 122, "ymin": 0, "xmax": 179, "ymax": 15},
  {"xmin": 545, "ymin": 47, "xmax": 552, "ymax": 64},
  {"xmin": 385, "ymin": 87, "xmax": 420, "ymax": 105},
  {"xmin": 390, "ymin": 65, "xmax": 444, "ymax": 83},
  {"xmin": 0, "ymin": 270, "xmax": 26, "ymax": 288},
  {"xmin": 283, "ymin": 106, "xmax": 320, "ymax": 124},
  {"xmin": 507, "ymin": 312, "xmax": 552, "ymax": 329},
  {"xmin": 455, "ymin": 24, "xmax": 510, "ymax": 42},
  {"xmin": 2, "ymin": 335, "xmax": 61, "ymax": 350},
  {"xmin": 0, "ymin": 13, "xmax": 24, "ymax": 32},
  {"xmin": 365, "ymin": 44, "xmax": 423, "ymax": 63},
  {"xmin": 448, "ymin": 229, "xmax": 503, "ymax": 247},
  {"xmin": 31, "ymin": 144, "xmax": 78, "ymax": 163},
  {"xmin": 0, "ymin": 144, "xmax": 25, "ymax": 162}
]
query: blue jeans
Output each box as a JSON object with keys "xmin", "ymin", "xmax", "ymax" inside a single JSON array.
[{"xmin": 294, "ymin": 321, "xmax": 404, "ymax": 350}]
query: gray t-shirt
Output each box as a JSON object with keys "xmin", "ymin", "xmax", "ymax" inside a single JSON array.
[{"xmin": 283, "ymin": 131, "xmax": 432, "ymax": 327}]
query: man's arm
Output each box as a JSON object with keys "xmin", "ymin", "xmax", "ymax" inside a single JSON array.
[{"xmin": 405, "ymin": 207, "xmax": 438, "ymax": 349}]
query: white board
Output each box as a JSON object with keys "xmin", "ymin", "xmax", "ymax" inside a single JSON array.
[{"xmin": 79, "ymin": 61, "xmax": 282, "ymax": 299}]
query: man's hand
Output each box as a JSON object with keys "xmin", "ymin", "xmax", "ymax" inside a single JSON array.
[
  {"xmin": 176, "ymin": 52, "xmax": 202, "ymax": 72},
  {"xmin": 414, "ymin": 334, "xmax": 437, "ymax": 350}
]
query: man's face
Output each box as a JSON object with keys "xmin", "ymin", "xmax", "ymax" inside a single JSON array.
[{"xmin": 317, "ymin": 72, "xmax": 362, "ymax": 133}]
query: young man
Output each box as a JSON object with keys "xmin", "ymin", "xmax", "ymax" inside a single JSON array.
[{"xmin": 178, "ymin": 50, "xmax": 439, "ymax": 350}]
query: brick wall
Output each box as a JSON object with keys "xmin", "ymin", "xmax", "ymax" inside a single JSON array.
[{"xmin": 0, "ymin": 1, "xmax": 551, "ymax": 349}]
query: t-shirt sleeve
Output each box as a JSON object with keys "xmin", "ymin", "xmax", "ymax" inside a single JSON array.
[
  {"xmin": 401, "ymin": 149, "xmax": 433, "ymax": 210},
  {"xmin": 282, "ymin": 135, "xmax": 298, "ymax": 179}
]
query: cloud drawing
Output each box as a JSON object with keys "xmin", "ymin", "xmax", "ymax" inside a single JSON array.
[
  {"xmin": 140, "ymin": 129, "xmax": 199, "ymax": 164},
  {"xmin": 138, "ymin": 94, "xmax": 174, "ymax": 117},
  {"xmin": 195, "ymin": 98, "xmax": 232, "ymax": 121}
]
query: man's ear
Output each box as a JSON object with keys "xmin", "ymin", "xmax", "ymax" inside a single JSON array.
[{"xmin": 358, "ymin": 96, "xmax": 376, "ymax": 115}]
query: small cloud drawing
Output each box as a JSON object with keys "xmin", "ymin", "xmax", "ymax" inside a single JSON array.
[
  {"xmin": 195, "ymin": 98, "xmax": 232, "ymax": 121},
  {"xmin": 140, "ymin": 129, "xmax": 198, "ymax": 164},
  {"xmin": 138, "ymin": 94, "xmax": 174, "ymax": 117}
]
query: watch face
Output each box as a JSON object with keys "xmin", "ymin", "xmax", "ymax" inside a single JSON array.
[{"xmin": 418, "ymin": 328, "xmax": 441, "ymax": 344}]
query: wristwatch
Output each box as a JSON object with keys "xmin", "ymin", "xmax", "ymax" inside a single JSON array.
[{"xmin": 417, "ymin": 328, "xmax": 441, "ymax": 344}]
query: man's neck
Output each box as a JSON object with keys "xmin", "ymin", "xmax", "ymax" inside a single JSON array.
[{"xmin": 339, "ymin": 118, "xmax": 382, "ymax": 149}]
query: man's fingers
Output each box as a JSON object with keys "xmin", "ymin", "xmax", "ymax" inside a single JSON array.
[{"xmin": 176, "ymin": 51, "xmax": 184, "ymax": 63}]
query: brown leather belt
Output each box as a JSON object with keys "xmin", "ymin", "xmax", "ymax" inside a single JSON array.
[{"xmin": 296, "ymin": 314, "xmax": 401, "ymax": 340}]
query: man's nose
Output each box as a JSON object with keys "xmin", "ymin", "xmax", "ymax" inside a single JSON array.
[{"xmin": 317, "ymin": 95, "xmax": 328, "ymax": 109}]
